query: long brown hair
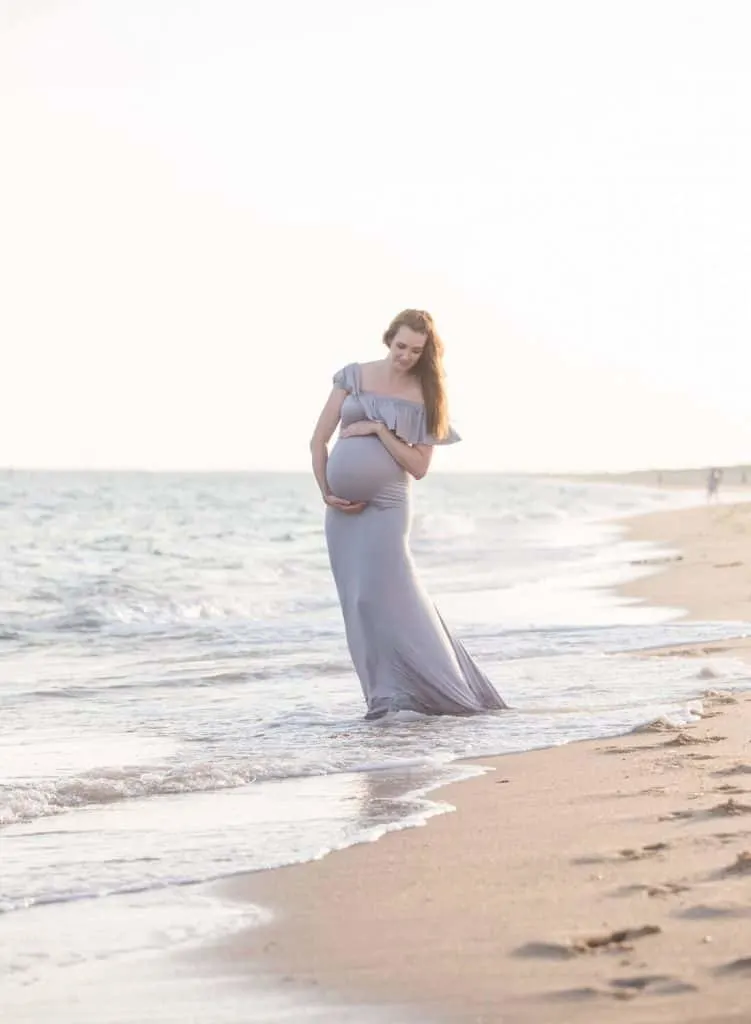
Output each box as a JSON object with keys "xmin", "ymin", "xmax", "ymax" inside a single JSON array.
[{"xmin": 382, "ymin": 309, "xmax": 449, "ymax": 439}]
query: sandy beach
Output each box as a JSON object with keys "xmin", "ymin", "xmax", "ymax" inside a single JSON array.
[{"xmin": 210, "ymin": 497, "xmax": 751, "ymax": 1023}]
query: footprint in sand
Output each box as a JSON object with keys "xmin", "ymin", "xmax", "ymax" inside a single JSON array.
[
  {"xmin": 713, "ymin": 831, "xmax": 751, "ymax": 846},
  {"xmin": 514, "ymin": 925, "xmax": 662, "ymax": 961},
  {"xmin": 618, "ymin": 842, "xmax": 671, "ymax": 861},
  {"xmin": 613, "ymin": 881, "xmax": 690, "ymax": 898},
  {"xmin": 514, "ymin": 941, "xmax": 581, "ymax": 961},
  {"xmin": 677, "ymin": 902, "xmax": 751, "ymax": 920},
  {"xmin": 708, "ymin": 798, "xmax": 751, "ymax": 816},
  {"xmin": 541, "ymin": 986, "xmax": 603, "ymax": 1002},
  {"xmin": 662, "ymin": 798, "xmax": 751, "ymax": 822},
  {"xmin": 663, "ymin": 732, "xmax": 725, "ymax": 747},
  {"xmin": 544, "ymin": 973, "xmax": 696, "ymax": 1003},
  {"xmin": 659, "ymin": 809, "xmax": 696, "ymax": 821},
  {"xmin": 714, "ymin": 764, "xmax": 751, "ymax": 777},
  {"xmin": 722, "ymin": 850, "xmax": 751, "ymax": 875},
  {"xmin": 645, "ymin": 882, "xmax": 691, "ymax": 898},
  {"xmin": 714, "ymin": 957, "xmax": 751, "ymax": 976},
  {"xmin": 574, "ymin": 842, "xmax": 672, "ymax": 866},
  {"xmin": 570, "ymin": 925, "xmax": 663, "ymax": 953},
  {"xmin": 599, "ymin": 743, "xmax": 663, "ymax": 755},
  {"xmin": 609, "ymin": 976, "xmax": 698, "ymax": 997}
]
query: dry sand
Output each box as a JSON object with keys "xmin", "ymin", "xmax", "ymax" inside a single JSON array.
[
  {"xmin": 210, "ymin": 499, "xmax": 751, "ymax": 1024},
  {"xmin": 619, "ymin": 501, "xmax": 751, "ymax": 631}
]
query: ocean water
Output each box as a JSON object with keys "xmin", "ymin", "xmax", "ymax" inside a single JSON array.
[{"xmin": 1, "ymin": 469, "xmax": 750, "ymax": 1019}]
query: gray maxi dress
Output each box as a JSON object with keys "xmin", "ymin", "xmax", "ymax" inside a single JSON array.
[{"xmin": 324, "ymin": 362, "xmax": 508, "ymax": 719}]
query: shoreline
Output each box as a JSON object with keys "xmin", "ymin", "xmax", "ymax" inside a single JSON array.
[{"xmin": 202, "ymin": 496, "xmax": 751, "ymax": 1022}]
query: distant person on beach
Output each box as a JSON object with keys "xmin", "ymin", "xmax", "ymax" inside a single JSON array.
[
  {"xmin": 309, "ymin": 309, "xmax": 507, "ymax": 720},
  {"xmin": 706, "ymin": 467, "xmax": 722, "ymax": 502}
]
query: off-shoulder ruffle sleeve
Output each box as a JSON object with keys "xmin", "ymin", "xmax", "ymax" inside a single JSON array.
[
  {"xmin": 332, "ymin": 363, "xmax": 358, "ymax": 393},
  {"xmin": 359, "ymin": 393, "xmax": 461, "ymax": 447}
]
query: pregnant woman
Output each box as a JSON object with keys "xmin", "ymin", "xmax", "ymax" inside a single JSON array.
[{"xmin": 310, "ymin": 308, "xmax": 507, "ymax": 720}]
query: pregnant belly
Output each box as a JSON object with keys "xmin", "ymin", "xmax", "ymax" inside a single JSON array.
[{"xmin": 326, "ymin": 436, "xmax": 406, "ymax": 503}]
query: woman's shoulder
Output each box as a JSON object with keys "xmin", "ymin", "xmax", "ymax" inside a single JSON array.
[{"xmin": 332, "ymin": 361, "xmax": 361, "ymax": 392}]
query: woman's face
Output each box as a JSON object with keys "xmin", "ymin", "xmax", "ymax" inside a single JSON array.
[{"xmin": 388, "ymin": 326, "xmax": 427, "ymax": 372}]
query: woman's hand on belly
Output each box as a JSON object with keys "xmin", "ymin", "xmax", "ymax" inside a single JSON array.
[
  {"xmin": 339, "ymin": 420, "xmax": 384, "ymax": 439},
  {"xmin": 324, "ymin": 494, "xmax": 367, "ymax": 514}
]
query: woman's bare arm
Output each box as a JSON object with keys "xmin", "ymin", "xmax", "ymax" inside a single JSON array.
[
  {"xmin": 309, "ymin": 387, "xmax": 347, "ymax": 498},
  {"xmin": 375, "ymin": 426, "xmax": 434, "ymax": 480}
]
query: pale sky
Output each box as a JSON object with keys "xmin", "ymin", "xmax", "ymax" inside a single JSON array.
[{"xmin": 2, "ymin": 0, "xmax": 750, "ymax": 472}]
